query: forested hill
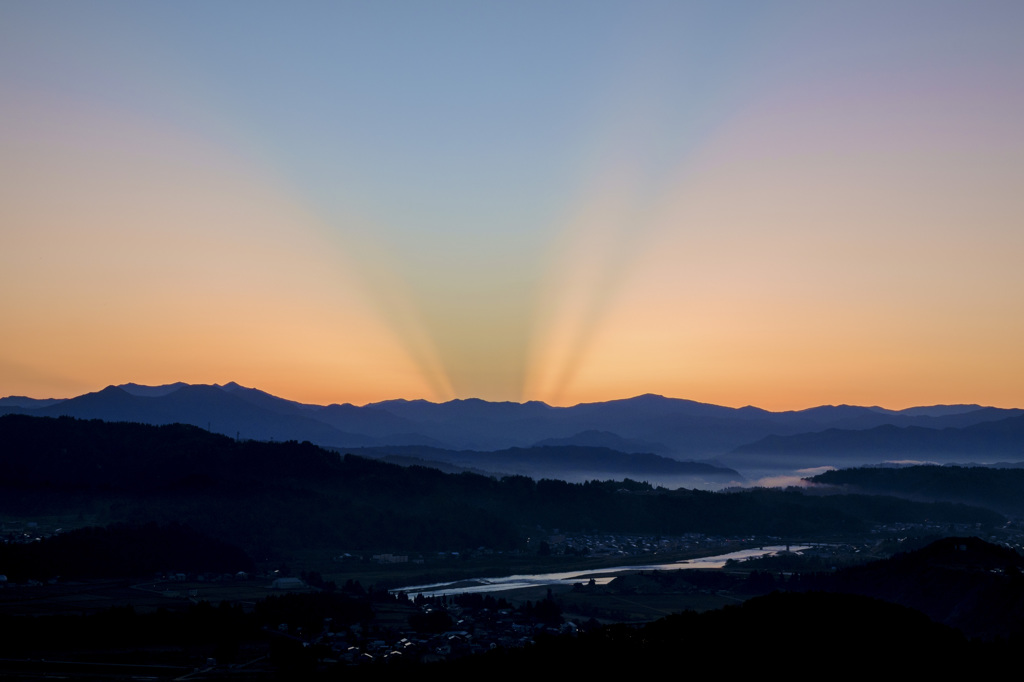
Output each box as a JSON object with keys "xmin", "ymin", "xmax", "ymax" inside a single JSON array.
[
  {"xmin": 0, "ymin": 415, "xmax": 1003, "ymax": 558},
  {"xmin": 809, "ymin": 465, "xmax": 1024, "ymax": 516}
]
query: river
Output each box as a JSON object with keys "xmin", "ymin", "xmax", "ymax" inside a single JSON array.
[{"xmin": 391, "ymin": 545, "xmax": 810, "ymax": 598}]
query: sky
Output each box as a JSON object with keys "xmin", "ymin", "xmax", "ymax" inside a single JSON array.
[{"xmin": 2, "ymin": 1, "xmax": 1023, "ymax": 410}]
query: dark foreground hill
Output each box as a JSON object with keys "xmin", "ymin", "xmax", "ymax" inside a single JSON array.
[
  {"xmin": 742, "ymin": 536, "xmax": 1024, "ymax": 640},
  {"xmin": 799, "ymin": 536, "xmax": 1024, "ymax": 639},
  {"xmin": 442, "ymin": 592, "xmax": 980, "ymax": 676}
]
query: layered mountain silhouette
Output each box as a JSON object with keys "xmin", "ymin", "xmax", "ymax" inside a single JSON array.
[
  {"xmin": 2, "ymin": 382, "xmax": 1021, "ymax": 479},
  {"xmin": 729, "ymin": 414, "xmax": 1024, "ymax": 468},
  {"xmin": 340, "ymin": 444, "xmax": 737, "ymax": 481}
]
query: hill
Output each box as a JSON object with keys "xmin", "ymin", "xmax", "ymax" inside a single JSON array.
[
  {"xmin": 0, "ymin": 415, "xmax": 1003, "ymax": 560},
  {"xmin": 808, "ymin": 464, "xmax": 1024, "ymax": 516}
]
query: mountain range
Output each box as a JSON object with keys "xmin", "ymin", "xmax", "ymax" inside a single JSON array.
[{"xmin": 3, "ymin": 382, "xmax": 1022, "ymax": 481}]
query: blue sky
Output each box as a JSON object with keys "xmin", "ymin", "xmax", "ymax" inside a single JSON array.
[{"xmin": 3, "ymin": 2, "xmax": 1023, "ymax": 408}]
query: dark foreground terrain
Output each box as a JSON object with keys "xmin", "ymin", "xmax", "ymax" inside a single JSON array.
[
  {"xmin": 3, "ymin": 537, "xmax": 1024, "ymax": 678},
  {"xmin": 3, "ymin": 415, "xmax": 1023, "ymax": 677}
]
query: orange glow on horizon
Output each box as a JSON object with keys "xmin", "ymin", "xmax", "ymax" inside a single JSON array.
[{"xmin": 3, "ymin": 4, "xmax": 1023, "ymax": 412}]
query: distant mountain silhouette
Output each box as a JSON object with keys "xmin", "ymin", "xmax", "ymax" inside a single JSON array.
[
  {"xmin": 1, "ymin": 383, "xmax": 1019, "ymax": 473},
  {"xmin": 729, "ymin": 414, "xmax": 1024, "ymax": 469},
  {"xmin": 532, "ymin": 429, "xmax": 669, "ymax": 454},
  {"xmin": 0, "ymin": 384, "xmax": 378, "ymax": 447},
  {"xmin": 119, "ymin": 381, "xmax": 190, "ymax": 397},
  {"xmin": 0, "ymin": 395, "xmax": 65, "ymax": 409},
  {"xmin": 342, "ymin": 444, "xmax": 741, "ymax": 481}
]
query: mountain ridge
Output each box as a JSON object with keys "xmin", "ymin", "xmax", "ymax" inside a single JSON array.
[{"xmin": 2, "ymin": 382, "xmax": 1020, "ymax": 479}]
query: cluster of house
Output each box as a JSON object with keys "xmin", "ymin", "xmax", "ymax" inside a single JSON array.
[
  {"xmin": 542, "ymin": 531, "xmax": 749, "ymax": 557},
  {"xmin": 2, "ymin": 521, "xmax": 55, "ymax": 545},
  {"xmin": 274, "ymin": 601, "xmax": 576, "ymax": 666},
  {"xmin": 334, "ymin": 532, "xmax": 765, "ymax": 568}
]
